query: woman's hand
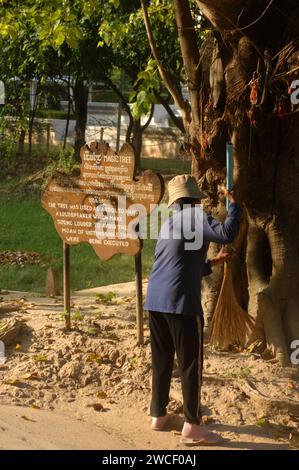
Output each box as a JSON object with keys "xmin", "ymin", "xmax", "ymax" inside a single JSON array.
[
  {"xmin": 210, "ymin": 247, "xmax": 236, "ymax": 266},
  {"xmin": 218, "ymin": 186, "xmax": 236, "ymax": 204}
]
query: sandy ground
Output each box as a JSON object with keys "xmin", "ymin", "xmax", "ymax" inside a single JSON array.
[
  {"xmin": 0, "ymin": 281, "xmax": 298, "ymax": 450},
  {"xmin": 0, "ymin": 404, "xmax": 291, "ymax": 451},
  {"xmin": 0, "ymin": 405, "xmax": 134, "ymax": 450}
]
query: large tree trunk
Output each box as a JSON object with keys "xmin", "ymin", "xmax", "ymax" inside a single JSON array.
[
  {"xmin": 73, "ymin": 79, "xmax": 88, "ymax": 159},
  {"xmin": 172, "ymin": 0, "xmax": 299, "ymax": 365}
]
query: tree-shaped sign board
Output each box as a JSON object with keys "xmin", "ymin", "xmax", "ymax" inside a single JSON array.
[{"xmin": 42, "ymin": 142, "xmax": 164, "ymax": 340}]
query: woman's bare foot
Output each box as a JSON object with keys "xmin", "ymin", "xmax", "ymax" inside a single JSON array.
[
  {"xmin": 181, "ymin": 422, "xmax": 224, "ymax": 446},
  {"xmin": 151, "ymin": 414, "xmax": 169, "ymax": 431}
]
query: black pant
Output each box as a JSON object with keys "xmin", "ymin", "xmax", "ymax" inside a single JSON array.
[{"xmin": 149, "ymin": 311, "xmax": 204, "ymax": 424}]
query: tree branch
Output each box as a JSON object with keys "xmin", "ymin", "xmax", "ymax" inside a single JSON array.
[
  {"xmin": 195, "ymin": 0, "xmax": 267, "ymax": 59},
  {"xmin": 141, "ymin": 103, "xmax": 155, "ymax": 132},
  {"xmin": 100, "ymin": 73, "xmax": 132, "ymax": 119},
  {"xmin": 98, "ymin": 73, "xmax": 135, "ymax": 143},
  {"xmin": 140, "ymin": 0, "xmax": 191, "ymax": 124},
  {"xmin": 196, "ymin": 0, "xmax": 246, "ymax": 30},
  {"xmin": 173, "ymin": 0, "xmax": 203, "ymax": 128},
  {"xmin": 155, "ymin": 90, "xmax": 185, "ymax": 133}
]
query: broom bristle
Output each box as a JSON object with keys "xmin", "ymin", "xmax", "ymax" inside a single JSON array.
[{"xmin": 210, "ymin": 262, "xmax": 254, "ymax": 351}]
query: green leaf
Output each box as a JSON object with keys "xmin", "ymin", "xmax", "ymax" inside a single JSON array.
[
  {"xmin": 109, "ymin": 0, "xmax": 120, "ymax": 8},
  {"xmin": 137, "ymin": 90, "xmax": 147, "ymax": 104},
  {"xmin": 129, "ymin": 90, "xmax": 137, "ymax": 102},
  {"xmin": 54, "ymin": 31, "xmax": 65, "ymax": 47},
  {"xmin": 257, "ymin": 416, "xmax": 270, "ymax": 427},
  {"xmin": 33, "ymin": 354, "xmax": 48, "ymax": 363}
]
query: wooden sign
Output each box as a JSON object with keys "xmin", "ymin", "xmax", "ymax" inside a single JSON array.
[{"xmin": 42, "ymin": 142, "xmax": 164, "ymax": 260}]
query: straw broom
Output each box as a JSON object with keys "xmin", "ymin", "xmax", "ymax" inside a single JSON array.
[
  {"xmin": 210, "ymin": 143, "xmax": 254, "ymax": 350},
  {"xmin": 210, "ymin": 220, "xmax": 254, "ymax": 350}
]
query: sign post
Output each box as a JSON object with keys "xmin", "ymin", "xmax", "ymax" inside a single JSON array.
[
  {"xmin": 226, "ymin": 142, "xmax": 234, "ymax": 210},
  {"xmin": 42, "ymin": 141, "xmax": 164, "ymax": 337},
  {"xmin": 63, "ymin": 242, "xmax": 71, "ymax": 330},
  {"xmin": 135, "ymin": 252, "xmax": 144, "ymax": 345}
]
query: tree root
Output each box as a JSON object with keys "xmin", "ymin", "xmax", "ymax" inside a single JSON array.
[
  {"xmin": 0, "ymin": 319, "xmax": 25, "ymax": 346},
  {"xmin": 238, "ymin": 378, "xmax": 299, "ymax": 416},
  {"xmin": 203, "ymin": 373, "xmax": 299, "ymax": 416},
  {"xmin": 0, "ymin": 303, "xmax": 21, "ymax": 316}
]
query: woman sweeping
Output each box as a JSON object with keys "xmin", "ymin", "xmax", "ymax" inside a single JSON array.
[{"xmin": 144, "ymin": 174, "xmax": 242, "ymax": 445}]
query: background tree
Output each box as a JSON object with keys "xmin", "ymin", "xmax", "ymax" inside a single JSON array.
[
  {"xmin": 0, "ymin": 0, "xmax": 188, "ymax": 164},
  {"xmin": 0, "ymin": 0, "xmax": 114, "ymax": 159},
  {"xmin": 98, "ymin": 0, "xmax": 186, "ymax": 165},
  {"xmin": 0, "ymin": 0, "xmax": 81, "ymax": 158}
]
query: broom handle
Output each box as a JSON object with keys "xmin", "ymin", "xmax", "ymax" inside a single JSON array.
[
  {"xmin": 226, "ymin": 142, "xmax": 234, "ymax": 210},
  {"xmin": 224, "ymin": 142, "xmax": 234, "ymax": 254}
]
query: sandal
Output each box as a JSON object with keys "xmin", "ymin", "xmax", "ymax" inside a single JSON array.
[
  {"xmin": 180, "ymin": 431, "xmax": 224, "ymax": 446},
  {"xmin": 151, "ymin": 414, "xmax": 170, "ymax": 431}
]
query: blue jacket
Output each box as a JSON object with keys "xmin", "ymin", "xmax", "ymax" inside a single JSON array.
[{"xmin": 144, "ymin": 203, "xmax": 242, "ymax": 316}]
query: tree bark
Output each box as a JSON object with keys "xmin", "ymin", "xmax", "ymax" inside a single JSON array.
[
  {"xmin": 28, "ymin": 78, "xmax": 40, "ymax": 158},
  {"xmin": 73, "ymin": 79, "xmax": 88, "ymax": 159},
  {"xmin": 18, "ymin": 129, "xmax": 26, "ymax": 155},
  {"xmin": 64, "ymin": 71, "xmax": 72, "ymax": 150},
  {"xmin": 161, "ymin": 0, "xmax": 299, "ymax": 365},
  {"xmin": 131, "ymin": 105, "xmax": 155, "ymax": 170},
  {"xmin": 131, "ymin": 118, "xmax": 142, "ymax": 169}
]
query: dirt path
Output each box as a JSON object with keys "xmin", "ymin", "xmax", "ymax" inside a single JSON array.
[
  {"xmin": 0, "ymin": 282, "xmax": 298, "ymax": 450},
  {"xmin": 0, "ymin": 405, "xmax": 134, "ymax": 450},
  {"xmin": 0, "ymin": 403, "xmax": 290, "ymax": 451}
]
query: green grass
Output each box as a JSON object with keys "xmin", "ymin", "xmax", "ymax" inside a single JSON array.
[{"xmin": 141, "ymin": 157, "xmax": 191, "ymax": 175}]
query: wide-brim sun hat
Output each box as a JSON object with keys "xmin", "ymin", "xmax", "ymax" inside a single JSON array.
[{"xmin": 167, "ymin": 174, "xmax": 203, "ymax": 208}]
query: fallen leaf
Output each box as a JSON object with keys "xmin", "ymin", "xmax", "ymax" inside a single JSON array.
[
  {"xmin": 3, "ymin": 378, "xmax": 22, "ymax": 386},
  {"xmin": 21, "ymin": 415, "xmax": 36, "ymax": 423},
  {"xmin": 86, "ymin": 353, "xmax": 102, "ymax": 364},
  {"xmin": 33, "ymin": 354, "xmax": 48, "ymax": 362},
  {"xmin": 246, "ymin": 340, "xmax": 263, "ymax": 353},
  {"xmin": 86, "ymin": 327, "xmax": 99, "ymax": 337},
  {"xmin": 92, "ymin": 403, "xmax": 104, "ymax": 412},
  {"xmin": 106, "ymin": 333, "xmax": 119, "ymax": 341},
  {"xmin": 257, "ymin": 416, "xmax": 271, "ymax": 427},
  {"xmin": 22, "ymin": 372, "xmax": 40, "ymax": 381}
]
